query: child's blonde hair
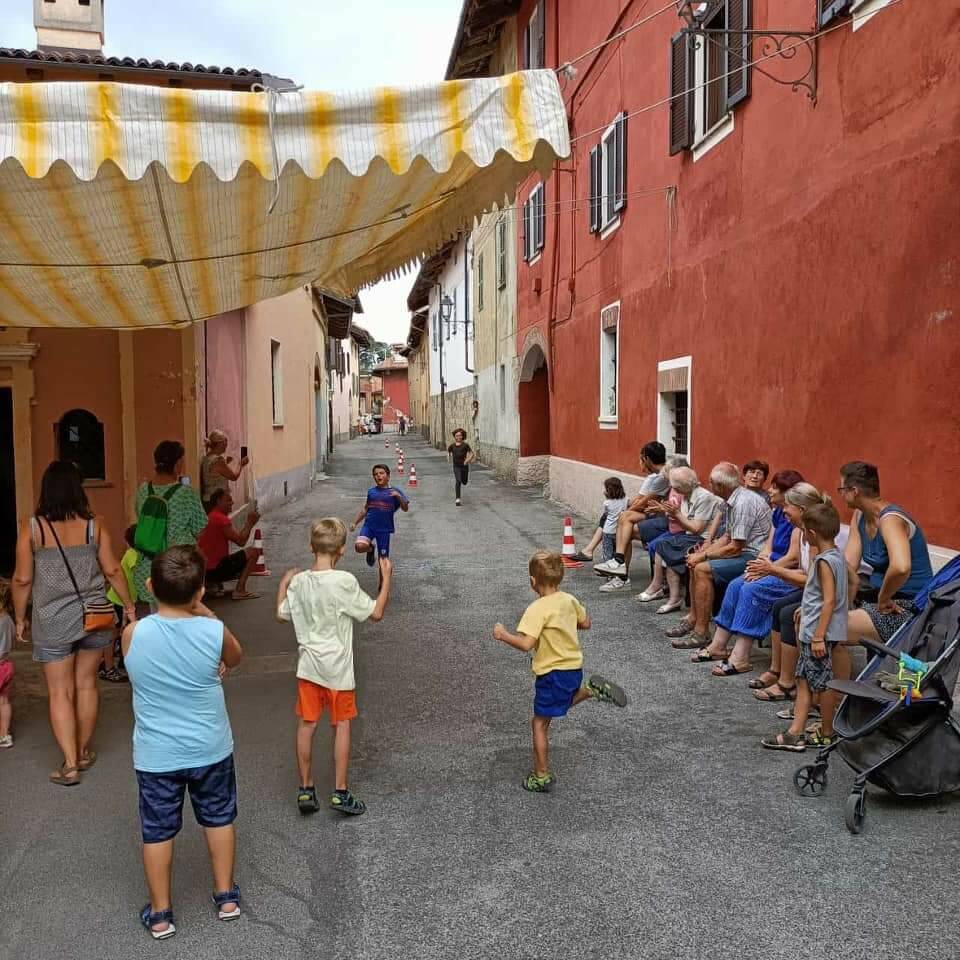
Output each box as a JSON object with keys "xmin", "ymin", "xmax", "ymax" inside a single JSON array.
[
  {"xmin": 310, "ymin": 517, "xmax": 347, "ymax": 556},
  {"xmin": 529, "ymin": 550, "xmax": 564, "ymax": 588},
  {"xmin": 0, "ymin": 577, "xmax": 14, "ymax": 617}
]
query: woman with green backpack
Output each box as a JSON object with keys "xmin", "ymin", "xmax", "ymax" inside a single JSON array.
[{"xmin": 132, "ymin": 442, "xmax": 208, "ymax": 607}]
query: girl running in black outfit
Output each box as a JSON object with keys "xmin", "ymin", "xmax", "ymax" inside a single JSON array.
[{"xmin": 447, "ymin": 429, "xmax": 476, "ymax": 507}]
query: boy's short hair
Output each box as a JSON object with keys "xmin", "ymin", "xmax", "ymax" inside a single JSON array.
[
  {"xmin": 801, "ymin": 502, "xmax": 841, "ymax": 541},
  {"xmin": 529, "ymin": 550, "xmax": 565, "ymax": 588},
  {"xmin": 372, "ymin": 463, "xmax": 391, "ymax": 477},
  {"xmin": 453, "ymin": 428, "xmax": 467, "ymax": 440},
  {"xmin": 310, "ymin": 517, "xmax": 347, "ymax": 556},
  {"xmin": 640, "ymin": 441, "xmax": 667, "ymax": 467},
  {"xmin": 151, "ymin": 545, "xmax": 206, "ymax": 606}
]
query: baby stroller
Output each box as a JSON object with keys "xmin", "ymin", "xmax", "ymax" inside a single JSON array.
[{"xmin": 793, "ymin": 562, "xmax": 960, "ymax": 834}]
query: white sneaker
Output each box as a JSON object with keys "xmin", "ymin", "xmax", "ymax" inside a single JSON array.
[
  {"xmin": 594, "ymin": 558, "xmax": 627, "ymax": 577},
  {"xmin": 455, "ymin": 498, "xmax": 462, "ymax": 506},
  {"xmin": 0, "ymin": 735, "xmax": 12, "ymax": 749},
  {"xmin": 599, "ymin": 578, "xmax": 631, "ymax": 593}
]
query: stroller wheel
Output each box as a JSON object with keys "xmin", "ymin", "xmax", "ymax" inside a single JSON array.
[
  {"xmin": 844, "ymin": 792, "xmax": 867, "ymax": 835},
  {"xmin": 793, "ymin": 763, "xmax": 828, "ymax": 798}
]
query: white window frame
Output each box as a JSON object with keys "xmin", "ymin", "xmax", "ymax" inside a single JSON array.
[
  {"xmin": 524, "ymin": 182, "xmax": 545, "ymax": 265},
  {"xmin": 598, "ymin": 301, "xmax": 620, "ymax": 428},
  {"xmin": 600, "ymin": 120, "xmax": 621, "ymax": 237},
  {"xmin": 525, "ymin": 2, "xmax": 544, "ymax": 70},
  {"xmin": 851, "ymin": 0, "xmax": 895, "ymax": 30},
  {"xmin": 270, "ymin": 339, "xmax": 284, "ymax": 426},
  {"xmin": 692, "ymin": 11, "xmax": 735, "ymax": 160},
  {"xmin": 499, "ymin": 363, "xmax": 507, "ymax": 412},
  {"xmin": 656, "ymin": 355, "xmax": 692, "ymax": 460}
]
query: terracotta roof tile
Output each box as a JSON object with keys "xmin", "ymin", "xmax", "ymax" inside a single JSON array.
[{"xmin": 0, "ymin": 47, "xmax": 268, "ymax": 78}]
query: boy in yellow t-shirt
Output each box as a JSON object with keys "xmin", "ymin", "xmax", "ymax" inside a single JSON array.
[
  {"xmin": 103, "ymin": 524, "xmax": 139, "ymax": 682},
  {"xmin": 493, "ymin": 550, "xmax": 627, "ymax": 793}
]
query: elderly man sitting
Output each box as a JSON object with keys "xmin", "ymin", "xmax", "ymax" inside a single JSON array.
[
  {"xmin": 665, "ymin": 462, "xmax": 771, "ymax": 656},
  {"xmin": 594, "ymin": 441, "xmax": 670, "ymax": 591}
]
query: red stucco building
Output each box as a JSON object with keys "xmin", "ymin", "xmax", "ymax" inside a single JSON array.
[
  {"xmin": 373, "ymin": 358, "xmax": 411, "ymax": 427},
  {"xmin": 512, "ymin": 0, "xmax": 959, "ymax": 557}
]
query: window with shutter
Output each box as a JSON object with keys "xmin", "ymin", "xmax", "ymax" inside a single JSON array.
[
  {"xmin": 818, "ymin": 0, "xmax": 851, "ymax": 26},
  {"xmin": 521, "ymin": 198, "xmax": 530, "ymax": 261},
  {"xmin": 588, "ymin": 145, "xmax": 601, "ymax": 234},
  {"xmin": 598, "ymin": 303, "xmax": 620, "ymax": 423},
  {"xmin": 724, "ymin": 0, "xmax": 752, "ymax": 110},
  {"xmin": 669, "ymin": 32, "xmax": 694, "ymax": 155},
  {"xmin": 534, "ymin": 184, "xmax": 545, "ymax": 254},
  {"xmin": 477, "ymin": 253, "xmax": 484, "ymax": 311},
  {"xmin": 525, "ymin": 2, "xmax": 545, "ymax": 69},
  {"xmin": 496, "ymin": 217, "xmax": 507, "ymax": 289},
  {"xmin": 613, "ymin": 113, "xmax": 627, "ymax": 214}
]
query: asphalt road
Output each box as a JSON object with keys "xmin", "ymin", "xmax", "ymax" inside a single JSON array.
[{"xmin": 2, "ymin": 436, "xmax": 959, "ymax": 960}]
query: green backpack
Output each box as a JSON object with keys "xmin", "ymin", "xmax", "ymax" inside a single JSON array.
[{"xmin": 134, "ymin": 483, "xmax": 181, "ymax": 557}]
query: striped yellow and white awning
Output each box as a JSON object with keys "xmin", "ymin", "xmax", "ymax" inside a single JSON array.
[{"xmin": 0, "ymin": 71, "xmax": 568, "ymax": 328}]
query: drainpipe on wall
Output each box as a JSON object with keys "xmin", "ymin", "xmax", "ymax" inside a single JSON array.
[
  {"xmin": 464, "ymin": 235, "xmax": 474, "ymax": 374},
  {"xmin": 436, "ymin": 282, "xmax": 447, "ymax": 448}
]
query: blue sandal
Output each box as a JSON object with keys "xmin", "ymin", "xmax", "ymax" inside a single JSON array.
[
  {"xmin": 213, "ymin": 883, "xmax": 241, "ymax": 921},
  {"xmin": 140, "ymin": 904, "xmax": 176, "ymax": 940}
]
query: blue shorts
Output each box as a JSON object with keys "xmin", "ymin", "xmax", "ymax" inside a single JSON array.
[
  {"xmin": 708, "ymin": 553, "xmax": 756, "ymax": 589},
  {"xmin": 534, "ymin": 668, "xmax": 584, "ymax": 718},
  {"xmin": 357, "ymin": 522, "xmax": 392, "ymax": 557},
  {"xmin": 136, "ymin": 754, "xmax": 237, "ymax": 844}
]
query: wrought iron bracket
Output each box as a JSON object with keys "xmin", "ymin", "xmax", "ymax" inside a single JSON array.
[{"xmin": 685, "ymin": 28, "xmax": 819, "ymax": 103}]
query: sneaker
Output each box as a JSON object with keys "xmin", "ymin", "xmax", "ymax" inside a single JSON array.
[
  {"xmin": 101, "ymin": 667, "xmax": 129, "ymax": 683},
  {"xmin": 571, "ymin": 551, "xmax": 593, "ymax": 563},
  {"xmin": 365, "ymin": 546, "xmax": 376, "ymax": 567},
  {"xmin": 456, "ymin": 498, "xmax": 462, "ymax": 507},
  {"xmin": 0, "ymin": 735, "xmax": 12, "ymax": 749},
  {"xmin": 594, "ymin": 558, "xmax": 627, "ymax": 577},
  {"xmin": 330, "ymin": 789, "xmax": 366, "ymax": 816},
  {"xmin": 522, "ymin": 771, "xmax": 556, "ymax": 793},
  {"xmin": 599, "ymin": 577, "xmax": 631, "ymax": 593},
  {"xmin": 297, "ymin": 785, "xmax": 320, "ymax": 815},
  {"xmin": 586, "ymin": 674, "xmax": 628, "ymax": 707}
]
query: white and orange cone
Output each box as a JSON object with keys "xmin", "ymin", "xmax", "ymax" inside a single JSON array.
[
  {"xmin": 397, "ymin": 454, "xmax": 404, "ymax": 476},
  {"xmin": 385, "ymin": 438, "xmax": 389, "ymax": 448},
  {"xmin": 250, "ymin": 528, "xmax": 271, "ymax": 576},
  {"xmin": 561, "ymin": 517, "xmax": 582, "ymax": 568},
  {"xmin": 408, "ymin": 463, "xmax": 417, "ymax": 487}
]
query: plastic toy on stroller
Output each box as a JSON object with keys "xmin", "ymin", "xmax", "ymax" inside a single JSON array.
[{"xmin": 793, "ymin": 573, "xmax": 960, "ymax": 834}]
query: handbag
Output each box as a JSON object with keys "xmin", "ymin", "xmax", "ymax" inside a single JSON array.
[{"xmin": 46, "ymin": 519, "xmax": 117, "ymax": 633}]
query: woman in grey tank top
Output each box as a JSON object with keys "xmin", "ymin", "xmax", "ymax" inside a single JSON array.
[{"xmin": 11, "ymin": 461, "xmax": 134, "ymax": 786}]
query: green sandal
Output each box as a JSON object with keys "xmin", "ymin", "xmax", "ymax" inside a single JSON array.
[{"xmin": 522, "ymin": 771, "xmax": 556, "ymax": 793}]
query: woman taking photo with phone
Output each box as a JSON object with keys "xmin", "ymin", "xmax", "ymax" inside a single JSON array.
[{"xmin": 200, "ymin": 429, "xmax": 249, "ymax": 508}]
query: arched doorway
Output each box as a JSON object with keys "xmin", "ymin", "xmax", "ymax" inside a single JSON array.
[{"xmin": 517, "ymin": 336, "xmax": 551, "ymax": 485}]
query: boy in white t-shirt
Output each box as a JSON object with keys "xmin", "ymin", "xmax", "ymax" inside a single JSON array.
[{"xmin": 276, "ymin": 518, "xmax": 392, "ymax": 816}]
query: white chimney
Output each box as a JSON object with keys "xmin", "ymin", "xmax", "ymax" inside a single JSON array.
[{"xmin": 34, "ymin": 0, "xmax": 105, "ymax": 53}]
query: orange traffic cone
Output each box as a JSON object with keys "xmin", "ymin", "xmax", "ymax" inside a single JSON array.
[
  {"xmin": 397, "ymin": 456, "xmax": 404, "ymax": 476},
  {"xmin": 250, "ymin": 528, "xmax": 271, "ymax": 576},
  {"xmin": 561, "ymin": 517, "xmax": 582, "ymax": 568},
  {"xmin": 384, "ymin": 438, "xmax": 389, "ymax": 448},
  {"xmin": 408, "ymin": 464, "xmax": 417, "ymax": 487}
]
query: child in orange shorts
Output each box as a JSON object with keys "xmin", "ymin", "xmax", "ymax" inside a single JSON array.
[{"xmin": 276, "ymin": 517, "xmax": 392, "ymax": 816}]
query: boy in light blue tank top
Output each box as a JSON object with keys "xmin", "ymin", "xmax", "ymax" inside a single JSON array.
[{"xmin": 123, "ymin": 546, "xmax": 243, "ymax": 941}]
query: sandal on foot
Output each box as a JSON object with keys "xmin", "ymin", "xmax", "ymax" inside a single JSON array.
[
  {"xmin": 49, "ymin": 764, "xmax": 80, "ymax": 786},
  {"xmin": 753, "ymin": 684, "xmax": 796, "ymax": 702},
  {"xmin": 690, "ymin": 649, "xmax": 727, "ymax": 663},
  {"xmin": 571, "ymin": 551, "xmax": 593, "ymax": 563},
  {"xmin": 140, "ymin": 904, "xmax": 176, "ymax": 940},
  {"xmin": 522, "ymin": 771, "xmax": 556, "ymax": 793},
  {"xmin": 330, "ymin": 789, "xmax": 366, "ymax": 816},
  {"xmin": 665, "ymin": 622, "xmax": 694, "ymax": 639},
  {"xmin": 231, "ymin": 591, "xmax": 260, "ymax": 601},
  {"xmin": 586, "ymin": 674, "xmax": 628, "ymax": 707},
  {"xmin": 656, "ymin": 600, "xmax": 683, "ymax": 615},
  {"xmin": 213, "ymin": 884, "xmax": 241, "ymax": 921},
  {"xmin": 78, "ymin": 750, "xmax": 97, "ymax": 771},
  {"xmin": 712, "ymin": 660, "xmax": 752, "ymax": 677},
  {"xmin": 748, "ymin": 671, "xmax": 779, "ymax": 690},
  {"xmin": 760, "ymin": 731, "xmax": 807, "ymax": 752},
  {"xmin": 671, "ymin": 633, "xmax": 710, "ymax": 650},
  {"xmin": 297, "ymin": 785, "xmax": 320, "ymax": 814},
  {"xmin": 807, "ymin": 729, "xmax": 834, "ymax": 747}
]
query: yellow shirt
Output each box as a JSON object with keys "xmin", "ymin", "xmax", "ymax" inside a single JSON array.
[
  {"xmin": 517, "ymin": 591, "xmax": 586, "ymax": 676},
  {"xmin": 107, "ymin": 548, "xmax": 139, "ymax": 606}
]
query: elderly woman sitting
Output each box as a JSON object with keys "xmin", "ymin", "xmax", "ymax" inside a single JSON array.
[
  {"xmin": 635, "ymin": 466, "xmax": 721, "ymax": 613},
  {"xmin": 691, "ymin": 480, "xmax": 828, "ymax": 677}
]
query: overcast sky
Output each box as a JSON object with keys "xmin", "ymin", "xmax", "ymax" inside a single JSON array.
[{"xmin": 3, "ymin": 0, "xmax": 462, "ymax": 344}]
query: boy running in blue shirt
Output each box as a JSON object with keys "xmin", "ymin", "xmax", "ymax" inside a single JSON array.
[{"xmin": 351, "ymin": 464, "xmax": 409, "ymax": 570}]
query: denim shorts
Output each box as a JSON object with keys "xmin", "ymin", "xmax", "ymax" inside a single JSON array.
[
  {"xmin": 534, "ymin": 668, "xmax": 584, "ymax": 718},
  {"xmin": 136, "ymin": 753, "xmax": 238, "ymax": 843}
]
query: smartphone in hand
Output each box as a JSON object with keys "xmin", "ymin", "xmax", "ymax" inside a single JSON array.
[{"xmin": 240, "ymin": 445, "xmax": 248, "ymax": 460}]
